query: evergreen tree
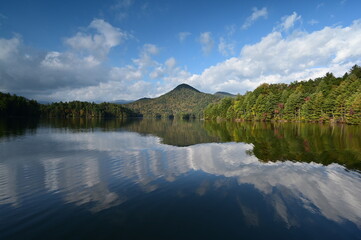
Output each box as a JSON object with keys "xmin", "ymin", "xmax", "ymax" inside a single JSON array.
[{"xmin": 204, "ymin": 66, "xmax": 361, "ymax": 124}]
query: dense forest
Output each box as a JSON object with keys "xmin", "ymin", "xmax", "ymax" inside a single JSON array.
[
  {"xmin": 204, "ymin": 65, "xmax": 361, "ymax": 124},
  {"xmin": 0, "ymin": 93, "xmax": 136, "ymax": 119},
  {"xmin": 40, "ymin": 101, "xmax": 136, "ymax": 118},
  {"xmin": 0, "ymin": 92, "xmax": 40, "ymax": 117},
  {"xmin": 126, "ymin": 83, "xmax": 220, "ymax": 119}
]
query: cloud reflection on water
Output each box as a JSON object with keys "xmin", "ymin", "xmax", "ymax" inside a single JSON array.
[{"xmin": 0, "ymin": 129, "xmax": 360, "ymax": 228}]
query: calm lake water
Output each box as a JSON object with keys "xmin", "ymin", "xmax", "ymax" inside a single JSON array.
[{"xmin": 1, "ymin": 118, "xmax": 361, "ymax": 240}]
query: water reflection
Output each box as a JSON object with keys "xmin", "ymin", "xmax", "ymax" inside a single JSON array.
[
  {"xmin": 0, "ymin": 162, "xmax": 18, "ymax": 206},
  {"xmin": 40, "ymin": 118, "xmax": 361, "ymax": 171},
  {"xmin": 204, "ymin": 121, "xmax": 361, "ymax": 171},
  {"xmin": 1, "ymin": 124, "xmax": 360, "ymax": 231},
  {"xmin": 0, "ymin": 118, "xmax": 38, "ymax": 139},
  {"xmin": 122, "ymin": 118, "xmax": 220, "ymax": 146},
  {"xmin": 2, "ymin": 118, "xmax": 360, "ymax": 170}
]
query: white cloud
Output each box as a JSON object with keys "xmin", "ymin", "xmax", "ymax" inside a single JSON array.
[
  {"xmin": 0, "ymin": 36, "xmax": 109, "ymax": 98},
  {"xmin": 0, "ymin": 19, "xmax": 129, "ymax": 100},
  {"xmin": 45, "ymin": 44, "xmax": 186, "ymax": 102},
  {"xmin": 109, "ymin": 65, "xmax": 142, "ymax": 82},
  {"xmin": 0, "ymin": 36, "xmax": 20, "ymax": 60},
  {"xmin": 218, "ymin": 37, "xmax": 235, "ymax": 56},
  {"xmin": 41, "ymin": 51, "xmax": 101, "ymax": 70},
  {"xmin": 242, "ymin": 7, "xmax": 268, "ymax": 30},
  {"xmin": 277, "ymin": 12, "xmax": 302, "ymax": 32},
  {"xmin": 183, "ymin": 20, "xmax": 361, "ymax": 94},
  {"xmin": 178, "ymin": 32, "xmax": 191, "ymax": 43},
  {"xmin": 148, "ymin": 57, "xmax": 192, "ymax": 93},
  {"xmin": 132, "ymin": 44, "xmax": 160, "ymax": 74},
  {"xmin": 2, "ymin": 16, "xmax": 361, "ymax": 103},
  {"xmin": 199, "ymin": 32, "xmax": 214, "ymax": 55},
  {"xmin": 49, "ymin": 80, "xmax": 153, "ymax": 102},
  {"xmin": 65, "ymin": 19, "xmax": 128, "ymax": 60}
]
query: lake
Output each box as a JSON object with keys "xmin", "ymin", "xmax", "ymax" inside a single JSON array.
[{"xmin": 0, "ymin": 118, "xmax": 361, "ymax": 240}]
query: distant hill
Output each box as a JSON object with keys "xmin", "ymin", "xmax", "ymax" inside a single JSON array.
[
  {"xmin": 214, "ymin": 91, "xmax": 236, "ymax": 98},
  {"xmin": 125, "ymin": 83, "xmax": 221, "ymax": 119},
  {"xmin": 111, "ymin": 99, "xmax": 134, "ymax": 104}
]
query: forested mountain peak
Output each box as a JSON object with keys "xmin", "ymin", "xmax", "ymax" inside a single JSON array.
[
  {"xmin": 172, "ymin": 83, "xmax": 200, "ymax": 93},
  {"xmin": 125, "ymin": 83, "xmax": 220, "ymax": 119}
]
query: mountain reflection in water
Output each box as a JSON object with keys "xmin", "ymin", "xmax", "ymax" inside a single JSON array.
[{"xmin": 0, "ymin": 118, "xmax": 360, "ymax": 239}]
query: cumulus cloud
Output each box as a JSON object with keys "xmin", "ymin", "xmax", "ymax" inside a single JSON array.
[
  {"xmin": 178, "ymin": 32, "xmax": 191, "ymax": 43},
  {"xmin": 148, "ymin": 56, "xmax": 192, "ymax": 94},
  {"xmin": 0, "ymin": 36, "xmax": 20, "ymax": 60},
  {"xmin": 65, "ymin": 19, "xmax": 128, "ymax": 60},
  {"xmin": 132, "ymin": 44, "xmax": 160, "ymax": 75},
  {"xmin": 199, "ymin": 32, "xmax": 214, "ymax": 55},
  {"xmin": 242, "ymin": 7, "xmax": 268, "ymax": 30},
  {"xmin": 0, "ymin": 37, "xmax": 102, "ymax": 91},
  {"xmin": 184, "ymin": 20, "xmax": 361, "ymax": 94},
  {"xmin": 2, "ymin": 15, "xmax": 361, "ymax": 102},
  {"xmin": 0, "ymin": 19, "xmax": 128, "ymax": 100},
  {"xmin": 46, "ymin": 44, "xmax": 186, "ymax": 102},
  {"xmin": 49, "ymin": 80, "xmax": 153, "ymax": 102}
]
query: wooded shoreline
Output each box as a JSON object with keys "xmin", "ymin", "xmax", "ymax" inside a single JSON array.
[
  {"xmin": 204, "ymin": 66, "xmax": 361, "ymax": 125},
  {"xmin": 1, "ymin": 66, "xmax": 361, "ymax": 124}
]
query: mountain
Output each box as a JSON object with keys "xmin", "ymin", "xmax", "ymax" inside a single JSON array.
[
  {"xmin": 111, "ymin": 99, "xmax": 134, "ymax": 104},
  {"xmin": 125, "ymin": 83, "xmax": 221, "ymax": 119},
  {"xmin": 173, "ymin": 83, "xmax": 200, "ymax": 92},
  {"xmin": 214, "ymin": 91, "xmax": 236, "ymax": 98}
]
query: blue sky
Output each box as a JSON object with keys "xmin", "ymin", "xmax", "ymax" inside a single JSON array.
[{"xmin": 1, "ymin": 0, "xmax": 361, "ymax": 102}]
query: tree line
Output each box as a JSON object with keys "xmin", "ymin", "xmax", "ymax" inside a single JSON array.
[
  {"xmin": 0, "ymin": 92, "xmax": 40, "ymax": 117},
  {"xmin": 0, "ymin": 93, "xmax": 137, "ymax": 119},
  {"xmin": 204, "ymin": 65, "xmax": 361, "ymax": 124},
  {"xmin": 40, "ymin": 101, "xmax": 137, "ymax": 119}
]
